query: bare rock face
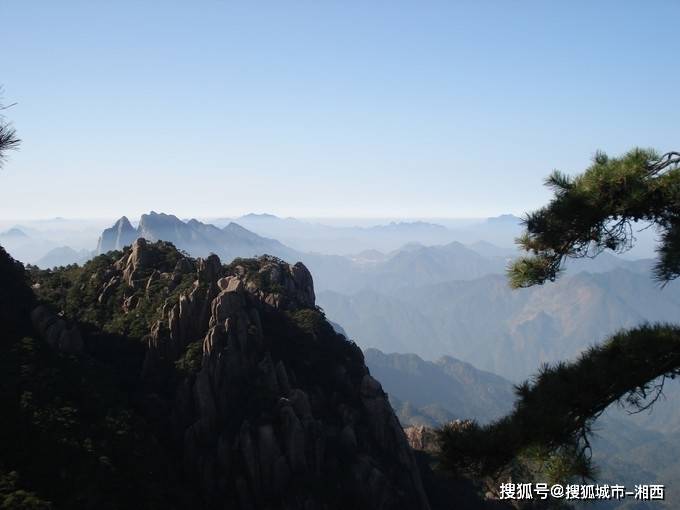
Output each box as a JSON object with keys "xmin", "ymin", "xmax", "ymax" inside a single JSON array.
[
  {"xmin": 405, "ymin": 420, "xmax": 473, "ymax": 455},
  {"xmin": 119, "ymin": 238, "xmax": 154, "ymax": 287},
  {"xmin": 96, "ymin": 215, "xmax": 137, "ymax": 254},
  {"xmin": 288, "ymin": 262, "xmax": 316, "ymax": 307},
  {"xmin": 31, "ymin": 305, "xmax": 83, "ymax": 353},
  {"xmin": 111, "ymin": 243, "xmax": 433, "ymax": 510},
  {"xmin": 404, "ymin": 425, "xmax": 441, "ymax": 454},
  {"xmin": 45, "ymin": 241, "xmax": 431, "ymax": 509},
  {"xmin": 239, "ymin": 256, "xmax": 316, "ymax": 311}
]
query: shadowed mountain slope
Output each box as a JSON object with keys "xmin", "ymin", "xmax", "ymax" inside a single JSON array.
[{"xmin": 4, "ymin": 239, "xmax": 435, "ymax": 509}]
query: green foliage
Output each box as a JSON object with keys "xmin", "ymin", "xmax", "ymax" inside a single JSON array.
[
  {"xmin": 508, "ymin": 148, "xmax": 680, "ymax": 287},
  {"xmin": 0, "ymin": 331, "xmax": 180, "ymax": 508},
  {"xmin": 29, "ymin": 246, "xmax": 196, "ymax": 341},
  {"xmin": 225, "ymin": 257, "xmax": 261, "ymax": 275},
  {"xmin": 0, "ymin": 470, "xmax": 52, "ymax": 510},
  {"xmin": 289, "ymin": 308, "xmax": 328, "ymax": 338},
  {"xmin": 0, "ymin": 246, "xmax": 190, "ymax": 508},
  {"xmin": 1, "ymin": 240, "xmax": 386, "ymax": 508},
  {"xmin": 439, "ymin": 321, "xmax": 680, "ymax": 481},
  {"xmin": 265, "ymin": 306, "xmax": 366, "ymax": 415},
  {"xmin": 174, "ymin": 341, "xmax": 203, "ymax": 376},
  {"xmin": 517, "ymin": 443, "xmax": 597, "ymax": 486},
  {"xmin": 250, "ymin": 269, "xmax": 284, "ymax": 294},
  {"xmin": 226, "ymin": 256, "xmax": 289, "ymax": 294}
]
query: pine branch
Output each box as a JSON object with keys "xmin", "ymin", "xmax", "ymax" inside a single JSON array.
[{"xmin": 437, "ymin": 324, "xmax": 680, "ymax": 480}]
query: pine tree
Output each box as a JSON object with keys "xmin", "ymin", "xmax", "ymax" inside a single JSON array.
[{"xmin": 438, "ymin": 148, "xmax": 680, "ymax": 484}]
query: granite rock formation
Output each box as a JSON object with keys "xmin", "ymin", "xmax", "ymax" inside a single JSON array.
[
  {"xmin": 67, "ymin": 239, "xmax": 431, "ymax": 510},
  {"xmin": 96, "ymin": 215, "xmax": 137, "ymax": 254},
  {"xmin": 96, "ymin": 212, "xmax": 295, "ymax": 263}
]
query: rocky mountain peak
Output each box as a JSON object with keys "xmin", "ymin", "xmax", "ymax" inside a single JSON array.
[
  {"xmin": 235, "ymin": 256, "xmax": 316, "ymax": 310},
  {"xmin": 96, "ymin": 215, "xmax": 138, "ymax": 254},
  {"xmin": 117, "ymin": 215, "xmax": 133, "ymax": 228},
  {"xmin": 96, "ymin": 213, "xmax": 296, "ymax": 264},
  {"xmin": 47, "ymin": 240, "xmax": 430, "ymax": 509},
  {"xmin": 138, "ymin": 211, "xmax": 184, "ymax": 238}
]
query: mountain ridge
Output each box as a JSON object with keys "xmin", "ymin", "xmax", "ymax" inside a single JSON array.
[
  {"xmin": 22, "ymin": 239, "xmax": 433, "ymax": 509},
  {"xmin": 320, "ymin": 268, "xmax": 680, "ymax": 381},
  {"xmin": 97, "ymin": 212, "xmax": 297, "ymax": 264},
  {"xmin": 363, "ymin": 348, "xmax": 515, "ymax": 426}
]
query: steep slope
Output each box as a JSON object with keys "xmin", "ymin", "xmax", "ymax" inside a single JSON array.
[
  {"xmin": 364, "ymin": 349, "xmax": 515, "ymax": 426},
  {"xmin": 27, "ymin": 240, "xmax": 431, "ymax": 510},
  {"xmin": 96, "ymin": 215, "xmax": 137, "ymax": 253},
  {"xmin": 0, "ymin": 245, "xmax": 180, "ymax": 509}
]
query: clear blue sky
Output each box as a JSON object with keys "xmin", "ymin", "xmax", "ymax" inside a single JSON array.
[{"xmin": 2, "ymin": 1, "xmax": 679, "ymax": 219}]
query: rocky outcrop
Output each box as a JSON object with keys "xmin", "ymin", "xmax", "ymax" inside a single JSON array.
[
  {"xmin": 96, "ymin": 215, "xmax": 137, "ymax": 254},
  {"xmin": 117, "ymin": 237, "xmax": 155, "ymax": 286},
  {"xmin": 405, "ymin": 421, "xmax": 474, "ymax": 454},
  {"xmin": 96, "ymin": 212, "xmax": 296, "ymax": 262},
  {"xmin": 31, "ymin": 240, "xmax": 431, "ymax": 509},
  {"xmin": 240, "ymin": 256, "xmax": 316, "ymax": 310},
  {"xmin": 90, "ymin": 241, "xmax": 432, "ymax": 510},
  {"xmin": 137, "ymin": 211, "xmax": 187, "ymax": 243},
  {"xmin": 404, "ymin": 425, "xmax": 441, "ymax": 454}
]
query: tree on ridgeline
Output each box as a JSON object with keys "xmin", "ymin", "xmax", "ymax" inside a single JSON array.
[{"xmin": 438, "ymin": 148, "xmax": 680, "ymax": 485}]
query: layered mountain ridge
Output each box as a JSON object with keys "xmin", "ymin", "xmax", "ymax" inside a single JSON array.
[
  {"xmin": 320, "ymin": 268, "xmax": 680, "ymax": 381},
  {"xmin": 97, "ymin": 212, "xmax": 295, "ymax": 264},
  {"xmin": 363, "ymin": 349, "xmax": 515, "ymax": 427}
]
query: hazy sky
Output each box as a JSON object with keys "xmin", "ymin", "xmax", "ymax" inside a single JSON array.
[{"xmin": 2, "ymin": 1, "xmax": 679, "ymax": 220}]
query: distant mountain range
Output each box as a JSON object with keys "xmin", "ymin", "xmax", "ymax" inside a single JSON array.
[
  {"xmin": 0, "ymin": 220, "xmax": 111, "ymax": 265},
  {"xmin": 320, "ymin": 267, "xmax": 676, "ymax": 382},
  {"xmin": 90, "ymin": 212, "xmax": 651, "ymax": 296},
  {"xmin": 35, "ymin": 246, "xmax": 92, "ymax": 268},
  {"xmin": 204, "ymin": 213, "xmax": 525, "ymax": 255},
  {"xmin": 97, "ymin": 211, "xmax": 296, "ymax": 262},
  {"xmin": 363, "ymin": 345, "xmax": 680, "ymax": 510},
  {"xmin": 585, "ymin": 406, "xmax": 680, "ymax": 509},
  {"xmin": 1, "ymin": 211, "xmax": 660, "ymax": 267},
  {"xmin": 0, "ymin": 227, "xmax": 59, "ymax": 265},
  {"xmin": 363, "ymin": 349, "xmax": 515, "ymax": 426}
]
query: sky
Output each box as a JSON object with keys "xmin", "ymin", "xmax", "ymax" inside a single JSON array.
[{"xmin": 1, "ymin": 1, "xmax": 679, "ymax": 220}]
